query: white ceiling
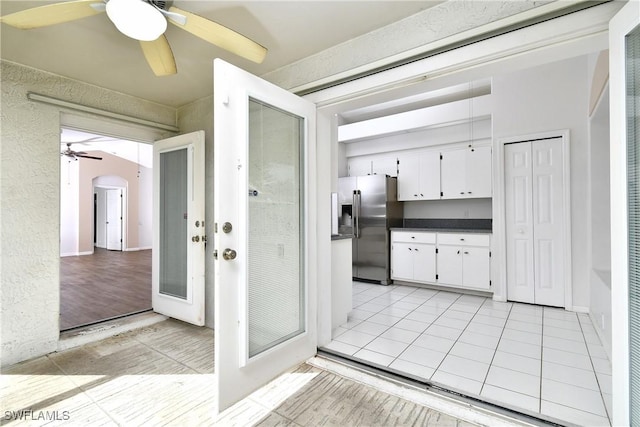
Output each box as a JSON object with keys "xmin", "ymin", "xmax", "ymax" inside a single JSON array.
[
  {"xmin": 61, "ymin": 128, "xmax": 153, "ymax": 168},
  {"xmin": 1, "ymin": 1, "xmax": 443, "ymax": 108}
]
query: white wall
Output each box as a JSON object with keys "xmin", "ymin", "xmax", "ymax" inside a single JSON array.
[
  {"xmin": 138, "ymin": 165, "xmax": 153, "ymax": 249},
  {"xmin": 492, "ymin": 56, "xmax": 590, "ymax": 309},
  {"xmin": 404, "ymin": 199, "xmax": 492, "ymax": 219},
  {"xmin": 60, "ymin": 158, "xmax": 80, "ymax": 256},
  {"xmin": 0, "ymin": 60, "xmax": 176, "ymax": 366}
]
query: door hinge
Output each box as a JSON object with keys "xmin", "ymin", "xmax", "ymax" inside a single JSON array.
[
  {"xmin": 435, "ymin": 248, "xmax": 438, "ymax": 254},
  {"xmin": 397, "ymin": 159, "xmax": 400, "ymax": 165},
  {"xmin": 440, "ymin": 191, "xmax": 443, "ymax": 197},
  {"xmin": 214, "ymin": 222, "xmax": 218, "ymax": 233},
  {"xmin": 440, "ymin": 154, "xmax": 443, "ymax": 160},
  {"xmin": 436, "ymin": 274, "xmax": 439, "ymax": 280},
  {"xmin": 489, "ymin": 251, "xmax": 492, "ymax": 258},
  {"xmin": 489, "ymin": 280, "xmax": 492, "ymax": 287}
]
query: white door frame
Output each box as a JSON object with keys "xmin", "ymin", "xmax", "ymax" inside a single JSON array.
[
  {"xmin": 494, "ymin": 130, "xmax": 572, "ymax": 309},
  {"xmin": 610, "ymin": 0, "xmax": 639, "ymax": 424}
]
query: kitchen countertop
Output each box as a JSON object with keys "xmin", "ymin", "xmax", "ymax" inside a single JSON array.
[
  {"xmin": 391, "ymin": 227, "xmax": 492, "ymax": 234},
  {"xmin": 331, "ymin": 234, "xmax": 354, "ymax": 241}
]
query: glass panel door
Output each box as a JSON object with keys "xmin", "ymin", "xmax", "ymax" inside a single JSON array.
[
  {"xmin": 152, "ymin": 131, "xmax": 205, "ymax": 325},
  {"xmin": 214, "ymin": 59, "xmax": 317, "ymax": 414}
]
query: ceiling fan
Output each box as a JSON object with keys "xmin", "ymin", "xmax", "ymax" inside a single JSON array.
[
  {"xmin": 61, "ymin": 143, "xmax": 103, "ymax": 160},
  {"xmin": 0, "ymin": 0, "xmax": 267, "ymax": 76}
]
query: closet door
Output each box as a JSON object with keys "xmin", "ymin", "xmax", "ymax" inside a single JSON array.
[
  {"xmin": 531, "ymin": 138, "xmax": 565, "ymax": 306},
  {"xmin": 505, "ymin": 138, "xmax": 565, "ymax": 307},
  {"xmin": 505, "ymin": 142, "xmax": 535, "ymax": 303}
]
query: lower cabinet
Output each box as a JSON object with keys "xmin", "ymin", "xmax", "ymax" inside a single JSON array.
[
  {"xmin": 391, "ymin": 230, "xmax": 491, "ymax": 291},
  {"xmin": 390, "ymin": 232, "xmax": 436, "ymax": 283}
]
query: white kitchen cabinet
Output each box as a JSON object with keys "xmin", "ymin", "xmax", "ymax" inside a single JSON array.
[
  {"xmin": 392, "ymin": 230, "xmax": 491, "ymax": 291},
  {"xmin": 347, "ymin": 157, "xmax": 372, "ymax": 176},
  {"xmin": 437, "ymin": 233, "xmax": 491, "ymax": 290},
  {"xmin": 391, "ymin": 231, "xmax": 436, "ymax": 283},
  {"xmin": 347, "ymin": 156, "xmax": 397, "ymax": 177},
  {"xmin": 440, "ymin": 146, "xmax": 492, "ymax": 199},
  {"xmin": 397, "ymin": 151, "xmax": 440, "ymax": 201}
]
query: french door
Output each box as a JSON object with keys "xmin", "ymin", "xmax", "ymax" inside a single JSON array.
[
  {"xmin": 610, "ymin": 1, "xmax": 640, "ymax": 425},
  {"xmin": 152, "ymin": 131, "xmax": 205, "ymax": 325},
  {"xmin": 213, "ymin": 59, "xmax": 317, "ymax": 413}
]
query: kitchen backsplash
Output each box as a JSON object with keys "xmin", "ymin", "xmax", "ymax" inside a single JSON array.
[{"xmin": 403, "ymin": 218, "xmax": 492, "ymax": 230}]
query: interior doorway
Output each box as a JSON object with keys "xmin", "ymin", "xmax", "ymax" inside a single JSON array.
[{"xmin": 59, "ymin": 128, "xmax": 153, "ymax": 330}]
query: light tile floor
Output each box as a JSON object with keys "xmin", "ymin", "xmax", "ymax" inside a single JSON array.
[{"xmin": 324, "ymin": 282, "xmax": 613, "ymax": 426}]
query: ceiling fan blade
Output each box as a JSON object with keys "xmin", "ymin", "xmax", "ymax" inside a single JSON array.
[
  {"xmin": 140, "ymin": 35, "xmax": 177, "ymax": 76},
  {"xmin": 168, "ymin": 6, "xmax": 267, "ymax": 64},
  {"xmin": 75, "ymin": 153, "xmax": 103, "ymax": 160},
  {"xmin": 0, "ymin": 0, "xmax": 105, "ymax": 29}
]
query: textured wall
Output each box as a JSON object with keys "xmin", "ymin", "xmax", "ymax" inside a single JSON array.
[
  {"xmin": 262, "ymin": 0, "xmax": 551, "ymax": 90},
  {"xmin": 177, "ymin": 95, "xmax": 215, "ymax": 328},
  {"xmin": 0, "ymin": 60, "xmax": 177, "ymax": 366}
]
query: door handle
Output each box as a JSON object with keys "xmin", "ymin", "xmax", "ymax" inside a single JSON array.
[
  {"xmin": 223, "ymin": 248, "xmax": 237, "ymax": 260},
  {"xmin": 192, "ymin": 236, "xmax": 200, "ymax": 242}
]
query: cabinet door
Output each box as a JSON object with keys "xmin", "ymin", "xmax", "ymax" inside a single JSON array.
[
  {"xmin": 413, "ymin": 244, "xmax": 436, "ymax": 283},
  {"xmin": 437, "ymin": 245, "xmax": 463, "ymax": 285},
  {"xmin": 419, "ymin": 151, "xmax": 441, "ymax": 200},
  {"xmin": 462, "ymin": 247, "xmax": 491, "ymax": 290},
  {"xmin": 372, "ymin": 156, "xmax": 398, "ymax": 177},
  {"xmin": 391, "ymin": 242, "xmax": 414, "ymax": 281},
  {"xmin": 440, "ymin": 149, "xmax": 466, "ymax": 199},
  {"xmin": 397, "ymin": 155, "xmax": 420, "ymax": 201},
  {"xmin": 466, "ymin": 146, "xmax": 492, "ymax": 198},
  {"xmin": 348, "ymin": 157, "xmax": 372, "ymax": 176}
]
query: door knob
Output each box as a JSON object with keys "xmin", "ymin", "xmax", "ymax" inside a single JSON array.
[
  {"xmin": 222, "ymin": 248, "xmax": 237, "ymax": 260},
  {"xmin": 192, "ymin": 236, "xmax": 200, "ymax": 242}
]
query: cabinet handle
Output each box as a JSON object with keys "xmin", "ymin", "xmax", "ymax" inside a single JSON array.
[
  {"xmin": 420, "ymin": 193, "xmax": 424, "ymax": 197},
  {"xmin": 411, "ymin": 236, "xmax": 415, "ymax": 239},
  {"xmin": 408, "ymin": 248, "xmax": 412, "ymax": 251},
  {"xmin": 415, "ymin": 248, "xmax": 419, "ymax": 252},
  {"xmin": 468, "ymin": 191, "xmax": 472, "ymax": 194},
  {"xmin": 414, "ymin": 194, "xmax": 418, "ymax": 197},
  {"xmin": 460, "ymin": 238, "xmax": 465, "ymax": 241},
  {"xmin": 457, "ymin": 250, "xmax": 460, "ymax": 255},
  {"xmin": 460, "ymin": 191, "xmax": 465, "ymax": 194},
  {"xmin": 464, "ymin": 251, "xmax": 469, "ymax": 255}
]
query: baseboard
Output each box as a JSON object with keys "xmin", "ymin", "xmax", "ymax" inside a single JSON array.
[
  {"xmin": 124, "ymin": 246, "xmax": 152, "ymax": 252},
  {"xmin": 60, "ymin": 251, "xmax": 93, "ymax": 257},
  {"xmin": 571, "ymin": 305, "xmax": 589, "ymax": 313}
]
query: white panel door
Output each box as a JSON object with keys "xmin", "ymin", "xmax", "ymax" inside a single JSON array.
[
  {"xmin": 531, "ymin": 139, "xmax": 565, "ymax": 306},
  {"xmin": 462, "ymin": 247, "xmax": 491, "ymax": 290},
  {"xmin": 214, "ymin": 59, "xmax": 317, "ymax": 414},
  {"xmin": 152, "ymin": 131, "xmax": 206, "ymax": 326},
  {"xmin": 505, "ymin": 139, "xmax": 565, "ymax": 306},
  {"xmin": 437, "ymin": 245, "xmax": 462, "ymax": 286},
  {"xmin": 505, "ymin": 143, "xmax": 535, "ymax": 303},
  {"xmin": 106, "ymin": 189, "xmax": 122, "ymax": 251},
  {"xmin": 396, "ymin": 153, "xmax": 420, "ymax": 200},
  {"xmin": 413, "ymin": 243, "xmax": 436, "ymax": 282}
]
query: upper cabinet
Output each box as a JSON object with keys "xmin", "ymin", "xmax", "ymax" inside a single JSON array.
[
  {"xmin": 441, "ymin": 146, "xmax": 492, "ymax": 199},
  {"xmin": 347, "ymin": 155, "xmax": 397, "ymax": 177},
  {"xmin": 397, "ymin": 151, "xmax": 440, "ymax": 201}
]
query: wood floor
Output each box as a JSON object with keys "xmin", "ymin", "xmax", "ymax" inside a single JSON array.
[
  {"xmin": 60, "ymin": 248, "xmax": 152, "ymax": 331},
  {"xmin": 1, "ymin": 319, "xmax": 479, "ymax": 426}
]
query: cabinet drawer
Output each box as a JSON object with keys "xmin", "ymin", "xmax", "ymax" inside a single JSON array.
[
  {"xmin": 392, "ymin": 231, "xmax": 436, "ymax": 244},
  {"xmin": 437, "ymin": 233, "xmax": 490, "ymax": 247}
]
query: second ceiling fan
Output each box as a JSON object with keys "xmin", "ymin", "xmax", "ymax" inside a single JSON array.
[{"xmin": 0, "ymin": 0, "xmax": 267, "ymax": 76}]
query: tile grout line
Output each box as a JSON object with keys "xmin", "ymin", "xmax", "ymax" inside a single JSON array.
[
  {"xmin": 45, "ymin": 353, "xmax": 123, "ymax": 426},
  {"xmin": 478, "ymin": 301, "xmax": 515, "ymax": 397},
  {"xmin": 576, "ymin": 312, "xmax": 612, "ymax": 425}
]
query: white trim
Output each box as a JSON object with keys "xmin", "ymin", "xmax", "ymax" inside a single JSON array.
[
  {"xmin": 572, "ymin": 306, "xmax": 589, "ymax": 314},
  {"xmin": 609, "ymin": 1, "xmax": 638, "ymax": 425},
  {"xmin": 494, "ymin": 130, "xmax": 572, "ymax": 309},
  {"xmin": 124, "ymin": 246, "xmax": 152, "ymax": 251},
  {"xmin": 60, "ymin": 251, "xmax": 94, "ymax": 257}
]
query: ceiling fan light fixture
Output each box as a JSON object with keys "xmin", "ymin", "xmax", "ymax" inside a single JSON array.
[{"xmin": 106, "ymin": 0, "xmax": 167, "ymax": 41}]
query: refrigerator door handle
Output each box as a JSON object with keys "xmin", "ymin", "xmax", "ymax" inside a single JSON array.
[{"xmin": 353, "ymin": 190, "xmax": 361, "ymax": 238}]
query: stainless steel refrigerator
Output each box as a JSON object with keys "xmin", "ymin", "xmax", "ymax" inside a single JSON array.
[{"xmin": 338, "ymin": 175, "xmax": 403, "ymax": 285}]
